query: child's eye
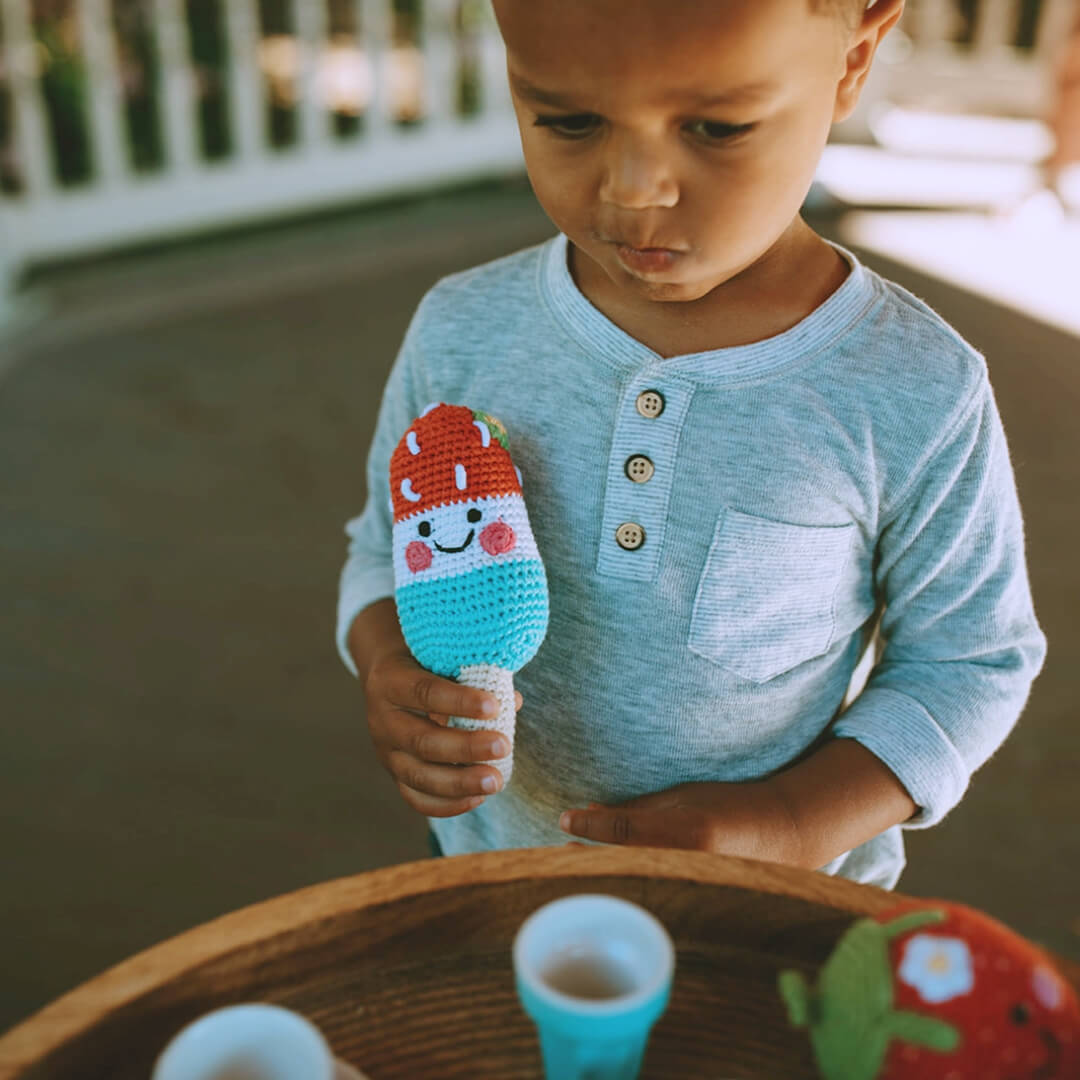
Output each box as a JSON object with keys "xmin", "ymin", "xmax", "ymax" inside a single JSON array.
[
  {"xmin": 685, "ymin": 119, "xmax": 756, "ymax": 143},
  {"xmin": 532, "ymin": 113, "xmax": 601, "ymax": 139}
]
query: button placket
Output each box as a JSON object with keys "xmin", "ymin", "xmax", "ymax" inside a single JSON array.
[{"xmin": 598, "ymin": 378, "xmax": 693, "ymax": 580}]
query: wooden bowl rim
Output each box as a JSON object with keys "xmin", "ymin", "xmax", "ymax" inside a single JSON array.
[{"xmin": 1, "ymin": 846, "xmax": 1073, "ymax": 1077}]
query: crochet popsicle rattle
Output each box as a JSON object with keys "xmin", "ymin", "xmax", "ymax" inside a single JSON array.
[
  {"xmin": 778, "ymin": 899, "xmax": 1080, "ymax": 1080},
  {"xmin": 390, "ymin": 403, "xmax": 549, "ymax": 785}
]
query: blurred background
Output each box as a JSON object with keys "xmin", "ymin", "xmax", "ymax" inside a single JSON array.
[{"xmin": 1, "ymin": 0, "xmax": 1078, "ymax": 1035}]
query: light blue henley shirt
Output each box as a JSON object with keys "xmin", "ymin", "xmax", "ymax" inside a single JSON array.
[{"xmin": 337, "ymin": 233, "xmax": 1046, "ymax": 888}]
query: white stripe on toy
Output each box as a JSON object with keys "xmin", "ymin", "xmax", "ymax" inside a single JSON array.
[
  {"xmin": 473, "ymin": 419, "xmax": 491, "ymax": 447},
  {"xmin": 455, "ymin": 464, "xmax": 467, "ymax": 490},
  {"xmin": 401, "ymin": 478, "xmax": 421, "ymax": 502},
  {"xmin": 406, "ymin": 431, "xmax": 420, "ymax": 455}
]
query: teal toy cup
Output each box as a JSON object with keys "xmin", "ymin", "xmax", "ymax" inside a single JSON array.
[{"xmin": 513, "ymin": 894, "xmax": 675, "ymax": 1080}]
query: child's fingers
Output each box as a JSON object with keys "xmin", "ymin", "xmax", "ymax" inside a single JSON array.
[
  {"xmin": 385, "ymin": 710, "xmax": 511, "ymax": 764},
  {"xmin": 559, "ymin": 808, "xmax": 656, "ymax": 847},
  {"xmin": 394, "ymin": 670, "xmax": 499, "ymax": 724},
  {"xmin": 396, "ymin": 780, "xmax": 486, "ymax": 819},
  {"xmin": 429, "ymin": 690, "xmax": 522, "ymax": 726},
  {"xmin": 388, "ymin": 749, "xmax": 504, "ymax": 798}
]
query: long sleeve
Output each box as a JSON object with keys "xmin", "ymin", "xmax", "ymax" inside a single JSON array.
[
  {"xmin": 335, "ymin": 305, "xmax": 429, "ymax": 675},
  {"xmin": 832, "ymin": 376, "xmax": 1047, "ymax": 827}
]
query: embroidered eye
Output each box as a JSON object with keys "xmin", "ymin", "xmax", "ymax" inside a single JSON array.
[
  {"xmin": 1010, "ymin": 1003, "xmax": 1030, "ymax": 1025},
  {"xmin": 467, "ymin": 508, "xmax": 482, "ymax": 523},
  {"xmin": 418, "ymin": 521, "xmax": 431, "ymax": 537}
]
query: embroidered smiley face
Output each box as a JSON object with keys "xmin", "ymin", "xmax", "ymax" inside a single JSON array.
[{"xmin": 404, "ymin": 502, "xmax": 517, "ymax": 574}]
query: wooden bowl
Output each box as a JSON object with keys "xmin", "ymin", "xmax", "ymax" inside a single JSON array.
[{"xmin": 2, "ymin": 847, "xmax": 1077, "ymax": 1079}]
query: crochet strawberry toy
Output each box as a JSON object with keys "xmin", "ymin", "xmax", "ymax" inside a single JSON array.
[
  {"xmin": 779, "ymin": 899, "xmax": 1080, "ymax": 1080},
  {"xmin": 389, "ymin": 403, "xmax": 549, "ymax": 784}
]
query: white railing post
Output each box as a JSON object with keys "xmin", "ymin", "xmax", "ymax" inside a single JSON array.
[
  {"xmin": 972, "ymin": 0, "xmax": 1020, "ymax": 57},
  {"xmin": 478, "ymin": 3, "xmax": 511, "ymax": 118},
  {"xmin": 908, "ymin": 0, "xmax": 961, "ymax": 48},
  {"xmin": 0, "ymin": 0, "xmax": 55, "ymax": 196},
  {"xmin": 294, "ymin": 0, "xmax": 332, "ymax": 151},
  {"xmin": 1036, "ymin": 0, "xmax": 1080, "ymax": 60},
  {"xmin": 356, "ymin": 0, "xmax": 391, "ymax": 136},
  {"xmin": 152, "ymin": 0, "xmax": 200, "ymax": 173},
  {"xmin": 224, "ymin": 0, "xmax": 267, "ymax": 163},
  {"xmin": 421, "ymin": 0, "xmax": 458, "ymax": 125},
  {"xmin": 76, "ymin": 0, "xmax": 128, "ymax": 186},
  {"xmin": 0, "ymin": 225, "xmax": 19, "ymax": 326}
]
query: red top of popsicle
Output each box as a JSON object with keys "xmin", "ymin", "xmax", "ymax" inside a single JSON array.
[{"xmin": 390, "ymin": 403, "xmax": 521, "ymax": 523}]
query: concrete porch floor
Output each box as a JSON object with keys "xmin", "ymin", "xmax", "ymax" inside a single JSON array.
[{"xmin": 1, "ymin": 179, "xmax": 1077, "ymax": 1034}]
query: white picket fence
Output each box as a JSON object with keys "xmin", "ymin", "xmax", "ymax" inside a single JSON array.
[
  {"xmin": 0, "ymin": 0, "xmax": 521, "ymax": 323},
  {"xmin": 0, "ymin": 0, "xmax": 1074, "ymax": 325},
  {"xmin": 868, "ymin": 0, "xmax": 1076, "ymax": 114}
]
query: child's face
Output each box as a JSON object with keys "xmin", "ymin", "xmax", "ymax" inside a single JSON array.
[{"xmin": 494, "ymin": 0, "xmax": 861, "ymax": 305}]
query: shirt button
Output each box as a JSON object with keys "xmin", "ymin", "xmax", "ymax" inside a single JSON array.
[
  {"xmin": 636, "ymin": 390, "xmax": 665, "ymax": 419},
  {"xmin": 624, "ymin": 454, "xmax": 655, "ymax": 483},
  {"xmin": 615, "ymin": 522, "xmax": 646, "ymax": 550}
]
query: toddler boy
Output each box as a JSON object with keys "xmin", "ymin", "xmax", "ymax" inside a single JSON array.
[{"xmin": 337, "ymin": 0, "xmax": 1046, "ymax": 887}]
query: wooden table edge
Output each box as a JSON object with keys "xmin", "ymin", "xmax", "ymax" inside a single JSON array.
[{"xmin": 1, "ymin": 846, "xmax": 1074, "ymax": 1077}]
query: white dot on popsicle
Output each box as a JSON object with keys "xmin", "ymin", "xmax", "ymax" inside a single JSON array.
[
  {"xmin": 515, "ymin": 467, "xmax": 522, "ymax": 486},
  {"xmin": 473, "ymin": 420, "xmax": 491, "ymax": 447},
  {"xmin": 420, "ymin": 402, "xmax": 439, "ymax": 417},
  {"xmin": 401, "ymin": 478, "xmax": 422, "ymax": 502},
  {"xmin": 455, "ymin": 464, "xmax": 467, "ymax": 491},
  {"xmin": 406, "ymin": 431, "xmax": 420, "ymax": 455}
]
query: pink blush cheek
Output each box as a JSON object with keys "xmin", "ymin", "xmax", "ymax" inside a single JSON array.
[
  {"xmin": 480, "ymin": 521, "xmax": 516, "ymax": 556},
  {"xmin": 406, "ymin": 541, "xmax": 433, "ymax": 573}
]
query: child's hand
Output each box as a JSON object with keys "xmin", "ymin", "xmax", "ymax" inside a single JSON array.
[
  {"xmin": 559, "ymin": 781, "xmax": 803, "ymax": 866},
  {"xmin": 363, "ymin": 648, "xmax": 521, "ymax": 818}
]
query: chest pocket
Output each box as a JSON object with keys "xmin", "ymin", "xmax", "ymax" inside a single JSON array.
[{"xmin": 689, "ymin": 507, "xmax": 856, "ymax": 683}]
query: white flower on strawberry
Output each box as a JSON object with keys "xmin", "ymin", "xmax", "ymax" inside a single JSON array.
[{"xmin": 898, "ymin": 934, "xmax": 975, "ymax": 1004}]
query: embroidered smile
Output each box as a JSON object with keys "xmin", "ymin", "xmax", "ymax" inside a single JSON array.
[{"xmin": 433, "ymin": 530, "xmax": 475, "ymax": 554}]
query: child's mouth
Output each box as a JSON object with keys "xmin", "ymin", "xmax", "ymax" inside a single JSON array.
[{"xmin": 615, "ymin": 244, "xmax": 681, "ymax": 274}]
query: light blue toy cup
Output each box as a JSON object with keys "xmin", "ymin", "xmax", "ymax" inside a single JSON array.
[
  {"xmin": 513, "ymin": 894, "xmax": 675, "ymax": 1080},
  {"xmin": 151, "ymin": 1003, "xmax": 335, "ymax": 1080}
]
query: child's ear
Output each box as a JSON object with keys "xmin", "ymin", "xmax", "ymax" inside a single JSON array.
[{"xmin": 833, "ymin": 0, "xmax": 906, "ymax": 123}]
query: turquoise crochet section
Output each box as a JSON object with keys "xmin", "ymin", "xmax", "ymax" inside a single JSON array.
[{"xmin": 395, "ymin": 559, "xmax": 549, "ymax": 677}]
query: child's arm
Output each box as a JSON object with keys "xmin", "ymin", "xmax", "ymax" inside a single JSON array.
[
  {"xmin": 559, "ymin": 741, "xmax": 912, "ymax": 868},
  {"xmin": 827, "ymin": 375, "xmax": 1047, "ymax": 829},
  {"xmin": 563, "ymin": 373, "xmax": 1046, "ymax": 864}
]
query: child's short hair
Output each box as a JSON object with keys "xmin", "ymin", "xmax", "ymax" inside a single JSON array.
[{"xmin": 812, "ymin": 0, "xmax": 867, "ymax": 29}]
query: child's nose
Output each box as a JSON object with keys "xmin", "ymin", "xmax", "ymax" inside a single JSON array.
[{"xmin": 598, "ymin": 133, "xmax": 679, "ymax": 211}]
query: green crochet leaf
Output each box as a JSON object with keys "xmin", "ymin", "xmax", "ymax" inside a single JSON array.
[
  {"xmin": 810, "ymin": 1022, "xmax": 891, "ymax": 1080},
  {"xmin": 817, "ymin": 919, "xmax": 896, "ymax": 1029},
  {"xmin": 888, "ymin": 1009, "xmax": 961, "ymax": 1052},
  {"xmin": 472, "ymin": 410, "xmax": 510, "ymax": 450},
  {"xmin": 880, "ymin": 909, "xmax": 947, "ymax": 941},
  {"xmin": 778, "ymin": 970, "xmax": 813, "ymax": 1028},
  {"xmin": 778, "ymin": 912, "xmax": 949, "ymax": 1080}
]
